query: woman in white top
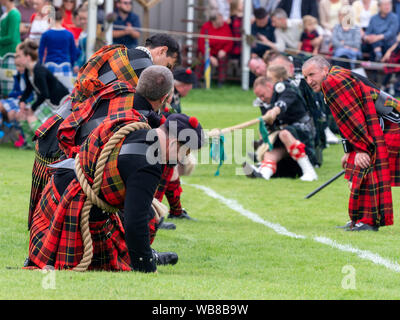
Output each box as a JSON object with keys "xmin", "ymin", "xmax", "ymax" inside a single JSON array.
[
  {"xmin": 319, "ymin": 0, "xmax": 349, "ymax": 31},
  {"xmin": 28, "ymin": 0, "xmax": 50, "ymax": 43},
  {"xmin": 352, "ymin": 0, "xmax": 378, "ymax": 30}
]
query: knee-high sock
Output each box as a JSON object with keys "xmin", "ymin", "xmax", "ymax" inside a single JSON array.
[
  {"xmin": 289, "ymin": 141, "xmax": 317, "ymax": 181},
  {"xmin": 288, "ymin": 141, "xmax": 306, "ymax": 161},
  {"xmin": 165, "ymin": 178, "xmax": 183, "ymax": 216},
  {"xmin": 259, "ymin": 159, "xmax": 277, "ymax": 180}
]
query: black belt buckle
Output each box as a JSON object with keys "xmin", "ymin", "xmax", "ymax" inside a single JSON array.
[{"xmin": 341, "ymin": 139, "xmax": 353, "ymax": 153}]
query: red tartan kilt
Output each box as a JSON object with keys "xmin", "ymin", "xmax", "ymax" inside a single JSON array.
[
  {"xmin": 384, "ymin": 50, "xmax": 400, "ymax": 74},
  {"xmin": 29, "ymin": 177, "xmax": 158, "ymax": 271},
  {"xmin": 88, "ymin": 215, "xmax": 132, "ymax": 271},
  {"xmin": 28, "ymin": 178, "xmax": 60, "ymax": 269},
  {"xmin": 155, "ymin": 166, "xmax": 175, "ymax": 202},
  {"xmin": 345, "ymin": 119, "xmax": 400, "ymax": 187},
  {"xmin": 28, "ymin": 145, "xmax": 60, "ymax": 229}
]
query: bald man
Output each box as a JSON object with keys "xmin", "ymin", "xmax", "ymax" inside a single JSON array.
[{"xmin": 303, "ymin": 55, "xmax": 400, "ymax": 231}]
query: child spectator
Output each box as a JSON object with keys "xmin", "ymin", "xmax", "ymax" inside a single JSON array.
[
  {"xmin": 0, "ymin": 0, "xmax": 21, "ymax": 56},
  {"xmin": 266, "ymin": 64, "xmax": 289, "ymax": 84},
  {"xmin": 298, "ymin": 15, "xmax": 322, "ymax": 55},
  {"xmin": 38, "ymin": 8, "xmax": 77, "ymax": 67},
  {"xmin": 28, "ymin": 0, "xmax": 50, "ymax": 43}
]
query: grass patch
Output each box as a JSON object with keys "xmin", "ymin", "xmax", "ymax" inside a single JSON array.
[{"xmin": 1, "ymin": 85, "xmax": 400, "ymax": 299}]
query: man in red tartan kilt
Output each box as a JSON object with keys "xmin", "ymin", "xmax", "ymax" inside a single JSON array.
[
  {"xmin": 27, "ymin": 34, "xmax": 181, "ymax": 229},
  {"xmin": 303, "ymin": 56, "xmax": 400, "ymax": 231},
  {"xmin": 27, "ymin": 107, "xmax": 204, "ymax": 272}
]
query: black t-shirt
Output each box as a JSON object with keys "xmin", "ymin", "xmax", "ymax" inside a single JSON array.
[{"xmin": 271, "ymin": 81, "xmax": 308, "ymax": 125}]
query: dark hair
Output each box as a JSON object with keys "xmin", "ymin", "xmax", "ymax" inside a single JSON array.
[
  {"xmin": 17, "ymin": 39, "xmax": 39, "ymax": 61},
  {"xmin": 254, "ymin": 7, "xmax": 268, "ymax": 19},
  {"xmin": 145, "ymin": 34, "xmax": 181, "ymax": 65},
  {"xmin": 55, "ymin": 8, "xmax": 63, "ymax": 21},
  {"xmin": 73, "ymin": 1, "xmax": 88, "ymax": 17}
]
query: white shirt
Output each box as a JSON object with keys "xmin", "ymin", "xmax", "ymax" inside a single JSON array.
[
  {"xmin": 29, "ymin": 16, "xmax": 50, "ymax": 42},
  {"xmin": 289, "ymin": 0, "xmax": 303, "ymax": 20},
  {"xmin": 359, "ymin": 7, "xmax": 373, "ymax": 28},
  {"xmin": 275, "ymin": 19, "xmax": 303, "ymax": 52}
]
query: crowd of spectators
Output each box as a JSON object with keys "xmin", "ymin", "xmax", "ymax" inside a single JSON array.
[{"xmin": 197, "ymin": 0, "xmax": 400, "ymax": 90}]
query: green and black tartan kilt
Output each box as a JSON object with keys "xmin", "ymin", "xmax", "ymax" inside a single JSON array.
[{"xmin": 28, "ymin": 143, "xmax": 61, "ymax": 229}]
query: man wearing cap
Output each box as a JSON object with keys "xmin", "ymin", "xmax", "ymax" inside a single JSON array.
[
  {"xmin": 28, "ymin": 34, "xmax": 181, "ymax": 229},
  {"xmin": 302, "ymin": 55, "xmax": 400, "ymax": 231},
  {"xmin": 26, "ymin": 112, "xmax": 205, "ymax": 273},
  {"xmin": 152, "ymin": 67, "xmax": 198, "ymax": 222},
  {"xmin": 170, "ymin": 67, "xmax": 197, "ymax": 114}
]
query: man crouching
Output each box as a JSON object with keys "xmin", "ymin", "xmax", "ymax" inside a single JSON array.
[{"xmin": 26, "ymin": 112, "xmax": 204, "ymax": 273}]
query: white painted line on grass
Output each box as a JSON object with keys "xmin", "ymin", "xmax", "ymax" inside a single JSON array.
[
  {"xmin": 188, "ymin": 183, "xmax": 305, "ymax": 239},
  {"xmin": 185, "ymin": 182, "xmax": 400, "ymax": 273},
  {"xmin": 314, "ymin": 236, "xmax": 400, "ymax": 272}
]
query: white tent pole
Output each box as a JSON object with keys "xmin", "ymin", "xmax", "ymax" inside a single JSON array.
[
  {"xmin": 186, "ymin": 0, "xmax": 195, "ymax": 65},
  {"xmin": 104, "ymin": 0, "xmax": 114, "ymax": 45},
  {"xmin": 86, "ymin": 0, "xmax": 99, "ymax": 60},
  {"xmin": 241, "ymin": 0, "xmax": 252, "ymax": 91}
]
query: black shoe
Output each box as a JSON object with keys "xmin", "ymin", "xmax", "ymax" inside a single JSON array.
[
  {"xmin": 247, "ymin": 152, "xmax": 258, "ymax": 162},
  {"xmin": 168, "ymin": 209, "xmax": 196, "ymax": 221},
  {"xmin": 23, "ymin": 257, "xmax": 30, "ymax": 267},
  {"xmin": 152, "ymin": 249, "xmax": 178, "ymax": 266},
  {"xmin": 349, "ymin": 222, "xmax": 379, "ymax": 232},
  {"xmin": 158, "ymin": 221, "xmax": 176, "ymax": 230},
  {"xmin": 242, "ymin": 162, "xmax": 263, "ymax": 179},
  {"xmin": 157, "ymin": 216, "xmax": 176, "ymax": 230},
  {"xmin": 336, "ymin": 221, "xmax": 353, "ymax": 230}
]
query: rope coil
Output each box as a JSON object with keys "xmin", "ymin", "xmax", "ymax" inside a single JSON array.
[{"xmin": 73, "ymin": 121, "xmax": 151, "ymax": 272}]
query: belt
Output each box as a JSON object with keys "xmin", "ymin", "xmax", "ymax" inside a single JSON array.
[
  {"xmin": 79, "ymin": 110, "xmax": 151, "ymax": 140},
  {"xmin": 98, "ymin": 58, "xmax": 153, "ymax": 85},
  {"xmin": 119, "ymin": 142, "xmax": 150, "ymax": 156},
  {"xmin": 80, "ymin": 117, "xmax": 106, "ymax": 139}
]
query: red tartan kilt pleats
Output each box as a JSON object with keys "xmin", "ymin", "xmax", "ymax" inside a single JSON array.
[
  {"xmin": 28, "ymin": 145, "xmax": 60, "ymax": 229},
  {"xmin": 88, "ymin": 215, "xmax": 131, "ymax": 271},
  {"xmin": 347, "ymin": 159, "xmax": 394, "ymax": 227},
  {"xmin": 28, "ymin": 178, "xmax": 158, "ymax": 271}
]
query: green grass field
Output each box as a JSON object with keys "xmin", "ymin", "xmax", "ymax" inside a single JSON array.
[{"xmin": 1, "ymin": 84, "xmax": 400, "ymax": 300}]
